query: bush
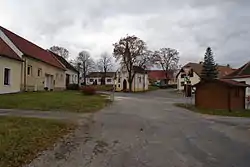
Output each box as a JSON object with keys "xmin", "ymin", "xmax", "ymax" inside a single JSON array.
[
  {"xmin": 81, "ymin": 86, "xmax": 96, "ymax": 95},
  {"xmin": 67, "ymin": 84, "xmax": 79, "ymax": 90}
]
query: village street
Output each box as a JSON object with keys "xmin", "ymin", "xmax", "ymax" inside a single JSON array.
[{"xmin": 22, "ymin": 89, "xmax": 250, "ymax": 167}]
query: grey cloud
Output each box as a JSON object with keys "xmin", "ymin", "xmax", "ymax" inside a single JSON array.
[{"xmin": 0, "ymin": 0, "xmax": 250, "ymax": 67}]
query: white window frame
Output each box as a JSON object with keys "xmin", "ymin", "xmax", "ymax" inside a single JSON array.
[{"xmin": 3, "ymin": 67, "xmax": 11, "ymax": 86}]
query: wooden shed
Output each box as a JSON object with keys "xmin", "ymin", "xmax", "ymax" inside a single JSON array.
[{"xmin": 193, "ymin": 79, "xmax": 249, "ymax": 110}]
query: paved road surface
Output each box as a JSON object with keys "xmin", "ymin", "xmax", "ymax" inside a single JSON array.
[{"xmin": 26, "ymin": 89, "xmax": 250, "ymax": 167}]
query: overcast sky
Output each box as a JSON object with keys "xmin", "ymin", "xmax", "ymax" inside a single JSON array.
[{"xmin": 1, "ymin": 0, "xmax": 249, "ymax": 67}]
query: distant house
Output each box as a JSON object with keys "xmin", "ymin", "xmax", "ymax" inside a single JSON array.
[
  {"xmin": 223, "ymin": 62, "xmax": 250, "ymax": 96},
  {"xmin": 51, "ymin": 52, "xmax": 79, "ymax": 87},
  {"xmin": 0, "ymin": 26, "xmax": 66, "ymax": 92},
  {"xmin": 115, "ymin": 66, "xmax": 148, "ymax": 92},
  {"xmin": 176, "ymin": 62, "xmax": 235, "ymax": 91},
  {"xmin": 86, "ymin": 72, "xmax": 115, "ymax": 85},
  {"xmin": 0, "ymin": 37, "xmax": 23, "ymax": 94},
  {"xmin": 194, "ymin": 79, "xmax": 249, "ymax": 110},
  {"xmin": 148, "ymin": 70, "xmax": 177, "ymax": 86}
]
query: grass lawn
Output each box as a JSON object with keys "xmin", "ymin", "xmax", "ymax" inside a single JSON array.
[
  {"xmin": 175, "ymin": 103, "xmax": 250, "ymax": 118},
  {"xmin": 148, "ymin": 85, "xmax": 160, "ymax": 91},
  {"xmin": 0, "ymin": 91, "xmax": 109, "ymax": 113},
  {"xmin": 0, "ymin": 116, "xmax": 74, "ymax": 167}
]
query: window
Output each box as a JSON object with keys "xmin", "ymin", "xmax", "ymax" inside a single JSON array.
[
  {"xmin": 98, "ymin": 79, "xmax": 101, "ymax": 82},
  {"xmin": 90, "ymin": 79, "xmax": 93, "ymax": 82},
  {"xmin": 181, "ymin": 74, "xmax": 186, "ymax": 78},
  {"xmin": 181, "ymin": 82, "xmax": 185, "ymax": 86},
  {"xmin": 61, "ymin": 74, "xmax": 64, "ymax": 80},
  {"xmin": 4, "ymin": 68, "xmax": 10, "ymax": 85},
  {"xmin": 27, "ymin": 65, "xmax": 32, "ymax": 75},
  {"xmin": 38, "ymin": 68, "xmax": 42, "ymax": 77},
  {"xmin": 138, "ymin": 77, "xmax": 142, "ymax": 83},
  {"xmin": 107, "ymin": 79, "xmax": 112, "ymax": 82},
  {"xmin": 118, "ymin": 78, "xmax": 121, "ymax": 83},
  {"xmin": 56, "ymin": 73, "xmax": 59, "ymax": 79}
]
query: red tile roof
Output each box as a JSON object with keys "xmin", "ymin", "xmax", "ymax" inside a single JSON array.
[
  {"xmin": 223, "ymin": 62, "xmax": 250, "ymax": 79},
  {"xmin": 0, "ymin": 38, "xmax": 22, "ymax": 61},
  {"xmin": 0, "ymin": 26, "xmax": 65, "ymax": 70},
  {"xmin": 177, "ymin": 62, "xmax": 235, "ymax": 78},
  {"xmin": 148, "ymin": 70, "xmax": 173, "ymax": 80}
]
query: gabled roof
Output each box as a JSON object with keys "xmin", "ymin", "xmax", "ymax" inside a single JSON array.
[
  {"xmin": 193, "ymin": 79, "xmax": 249, "ymax": 88},
  {"xmin": 223, "ymin": 62, "xmax": 250, "ymax": 79},
  {"xmin": 133, "ymin": 66, "xmax": 147, "ymax": 74},
  {"xmin": 50, "ymin": 51, "xmax": 78, "ymax": 73},
  {"xmin": 0, "ymin": 26, "xmax": 65, "ymax": 70},
  {"xmin": 177, "ymin": 62, "xmax": 235, "ymax": 78},
  {"xmin": 0, "ymin": 38, "xmax": 22, "ymax": 61},
  {"xmin": 87, "ymin": 72, "xmax": 116, "ymax": 78},
  {"xmin": 147, "ymin": 70, "xmax": 174, "ymax": 80}
]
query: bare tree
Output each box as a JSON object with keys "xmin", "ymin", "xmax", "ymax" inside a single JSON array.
[
  {"xmin": 75, "ymin": 50, "xmax": 95, "ymax": 85},
  {"xmin": 153, "ymin": 48, "xmax": 179, "ymax": 84},
  {"xmin": 113, "ymin": 35, "xmax": 153, "ymax": 92},
  {"xmin": 97, "ymin": 52, "xmax": 114, "ymax": 85},
  {"xmin": 49, "ymin": 46, "xmax": 69, "ymax": 60}
]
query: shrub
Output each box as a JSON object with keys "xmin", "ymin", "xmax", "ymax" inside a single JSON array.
[
  {"xmin": 67, "ymin": 84, "xmax": 79, "ymax": 90},
  {"xmin": 81, "ymin": 86, "xmax": 96, "ymax": 95}
]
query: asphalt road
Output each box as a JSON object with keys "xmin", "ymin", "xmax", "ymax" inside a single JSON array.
[{"xmin": 27, "ymin": 89, "xmax": 250, "ymax": 167}]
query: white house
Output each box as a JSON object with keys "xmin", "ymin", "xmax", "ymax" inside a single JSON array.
[
  {"xmin": 52, "ymin": 52, "xmax": 79, "ymax": 86},
  {"xmin": 176, "ymin": 62, "xmax": 234, "ymax": 91},
  {"xmin": 223, "ymin": 62, "xmax": 250, "ymax": 96},
  {"xmin": 86, "ymin": 72, "xmax": 115, "ymax": 85},
  {"xmin": 115, "ymin": 66, "xmax": 148, "ymax": 92}
]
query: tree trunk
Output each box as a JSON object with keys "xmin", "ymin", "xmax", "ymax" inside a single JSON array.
[
  {"xmin": 165, "ymin": 71, "xmax": 169, "ymax": 84},
  {"xmin": 128, "ymin": 71, "xmax": 132, "ymax": 92},
  {"xmin": 83, "ymin": 62, "xmax": 86, "ymax": 85}
]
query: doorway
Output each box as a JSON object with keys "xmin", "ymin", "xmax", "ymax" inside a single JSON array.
[
  {"xmin": 123, "ymin": 79, "xmax": 127, "ymax": 91},
  {"xmin": 66, "ymin": 74, "xmax": 70, "ymax": 87}
]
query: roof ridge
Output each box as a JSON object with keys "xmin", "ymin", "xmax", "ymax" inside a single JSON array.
[{"xmin": 0, "ymin": 26, "xmax": 48, "ymax": 53}]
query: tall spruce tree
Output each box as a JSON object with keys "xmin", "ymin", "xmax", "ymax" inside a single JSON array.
[{"xmin": 200, "ymin": 47, "xmax": 218, "ymax": 80}]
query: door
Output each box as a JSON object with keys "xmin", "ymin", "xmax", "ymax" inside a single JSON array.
[
  {"xmin": 66, "ymin": 74, "xmax": 70, "ymax": 87},
  {"xmin": 123, "ymin": 79, "xmax": 127, "ymax": 91}
]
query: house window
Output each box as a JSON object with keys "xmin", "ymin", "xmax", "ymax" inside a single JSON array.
[
  {"xmin": 4, "ymin": 68, "xmax": 10, "ymax": 85},
  {"xmin": 38, "ymin": 68, "xmax": 42, "ymax": 77},
  {"xmin": 61, "ymin": 74, "xmax": 64, "ymax": 80},
  {"xmin": 27, "ymin": 65, "xmax": 32, "ymax": 75},
  {"xmin": 98, "ymin": 79, "xmax": 101, "ymax": 82},
  {"xmin": 118, "ymin": 78, "xmax": 121, "ymax": 83},
  {"xmin": 139, "ymin": 77, "xmax": 142, "ymax": 83},
  {"xmin": 181, "ymin": 82, "xmax": 185, "ymax": 86},
  {"xmin": 107, "ymin": 79, "xmax": 112, "ymax": 82},
  {"xmin": 181, "ymin": 73, "xmax": 186, "ymax": 78},
  {"xmin": 90, "ymin": 79, "xmax": 93, "ymax": 82}
]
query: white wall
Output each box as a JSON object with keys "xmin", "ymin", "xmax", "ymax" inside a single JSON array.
[
  {"xmin": 232, "ymin": 78, "xmax": 250, "ymax": 96},
  {"xmin": 177, "ymin": 72, "xmax": 200, "ymax": 90},
  {"xmin": 66, "ymin": 69, "xmax": 78, "ymax": 84}
]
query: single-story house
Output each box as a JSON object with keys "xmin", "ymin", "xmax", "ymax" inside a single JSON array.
[
  {"xmin": 86, "ymin": 72, "xmax": 115, "ymax": 85},
  {"xmin": 0, "ymin": 26, "xmax": 66, "ymax": 92},
  {"xmin": 194, "ymin": 79, "xmax": 249, "ymax": 110},
  {"xmin": 176, "ymin": 62, "xmax": 235, "ymax": 91},
  {"xmin": 115, "ymin": 66, "xmax": 148, "ymax": 92},
  {"xmin": 0, "ymin": 36, "xmax": 23, "ymax": 94},
  {"xmin": 51, "ymin": 51, "xmax": 79, "ymax": 87},
  {"xmin": 223, "ymin": 62, "xmax": 250, "ymax": 96}
]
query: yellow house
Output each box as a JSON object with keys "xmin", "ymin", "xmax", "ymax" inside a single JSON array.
[
  {"xmin": 0, "ymin": 26, "xmax": 66, "ymax": 92},
  {"xmin": 0, "ymin": 37, "xmax": 23, "ymax": 94}
]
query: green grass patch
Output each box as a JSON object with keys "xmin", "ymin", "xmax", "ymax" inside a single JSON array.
[
  {"xmin": 0, "ymin": 116, "xmax": 74, "ymax": 167},
  {"xmin": 148, "ymin": 85, "xmax": 160, "ymax": 91},
  {"xmin": 175, "ymin": 103, "xmax": 250, "ymax": 118},
  {"xmin": 0, "ymin": 91, "xmax": 109, "ymax": 113}
]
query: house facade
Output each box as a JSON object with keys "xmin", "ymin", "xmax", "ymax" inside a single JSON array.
[
  {"xmin": 176, "ymin": 62, "xmax": 235, "ymax": 91},
  {"xmin": 86, "ymin": 72, "xmax": 115, "ymax": 85},
  {"xmin": 148, "ymin": 70, "xmax": 177, "ymax": 86},
  {"xmin": 223, "ymin": 62, "xmax": 250, "ymax": 96},
  {"xmin": 115, "ymin": 66, "xmax": 148, "ymax": 92},
  {"xmin": 52, "ymin": 52, "xmax": 79, "ymax": 87},
  {"xmin": 0, "ymin": 26, "xmax": 66, "ymax": 92},
  {"xmin": 0, "ymin": 37, "xmax": 23, "ymax": 94}
]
